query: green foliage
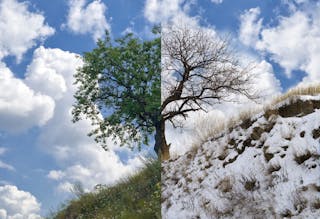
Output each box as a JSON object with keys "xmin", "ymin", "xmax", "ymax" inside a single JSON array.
[
  {"xmin": 72, "ymin": 31, "xmax": 161, "ymax": 150},
  {"xmin": 49, "ymin": 159, "xmax": 161, "ymax": 219}
]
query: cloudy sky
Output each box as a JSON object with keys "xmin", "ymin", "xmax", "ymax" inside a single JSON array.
[{"xmin": 0, "ymin": 0, "xmax": 319, "ymax": 217}]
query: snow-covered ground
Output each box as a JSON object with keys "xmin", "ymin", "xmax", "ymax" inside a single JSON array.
[{"xmin": 162, "ymin": 95, "xmax": 320, "ymax": 218}]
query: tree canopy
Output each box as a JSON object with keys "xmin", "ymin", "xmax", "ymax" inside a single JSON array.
[{"xmin": 72, "ymin": 30, "xmax": 160, "ymax": 151}]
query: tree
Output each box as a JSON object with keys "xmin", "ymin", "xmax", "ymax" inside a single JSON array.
[
  {"xmin": 72, "ymin": 25, "xmax": 255, "ymax": 161},
  {"xmin": 72, "ymin": 29, "xmax": 161, "ymax": 153},
  {"xmin": 160, "ymin": 25, "xmax": 255, "ymax": 159}
]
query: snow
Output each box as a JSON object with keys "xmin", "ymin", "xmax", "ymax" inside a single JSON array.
[{"xmin": 162, "ymin": 96, "xmax": 320, "ymax": 218}]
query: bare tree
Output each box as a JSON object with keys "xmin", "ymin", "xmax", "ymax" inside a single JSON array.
[{"xmin": 159, "ymin": 25, "xmax": 255, "ymax": 160}]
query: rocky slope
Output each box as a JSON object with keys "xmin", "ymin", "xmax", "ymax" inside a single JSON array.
[{"xmin": 162, "ymin": 95, "xmax": 320, "ymax": 218}]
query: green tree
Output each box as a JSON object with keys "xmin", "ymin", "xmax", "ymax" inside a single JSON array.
[{"xmin": 72, "ymin": 29, "xmax": 163, "ymax": 157}]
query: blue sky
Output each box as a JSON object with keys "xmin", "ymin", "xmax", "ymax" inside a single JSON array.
[{"xmin": 0, "ymin": 0, "xmax": 319, "ymax": 217}]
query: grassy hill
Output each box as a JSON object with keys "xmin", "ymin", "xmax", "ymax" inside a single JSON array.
[{"xmin": 49, "ymin": 158, "xmax": 161, "ymax": 219}]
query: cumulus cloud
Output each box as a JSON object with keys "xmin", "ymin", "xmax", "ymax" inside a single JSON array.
[
  {"xmin": 48, "ymin": 148, "xmax": 143, "ymax": 193},
  {"xmin": 24, "ymin": 47, "xmax": 143, "ymax": 192},
  {"xmin": 251, "ymin": 60, "xmax": 282, "ymax": 98},
  {"xmin": 239, "ymin": 7, "xmax": 263, "ymax": 46},
  {"xmin": 144, "ymin": 0, "xmax": 183, "ymax": 23},
  {"xmin": 0, "ymin": 0, "xmax": 54, "ymax": 62},
  {"xmin": 63, "ymin": 0, "xmax": 110, "ymax": 41},
  {"xmin": 144, "ymin": 0, "xmax": 200, "ymax": 26},
  {"xmin": 25, "ymin": 46, "xmax": 80, "ymax": 100},
  {"xmin": 256, "ymin": 11, "xmax": 311, "ymax": 77},
  {"xmin": 239, "ymin": 4, "xmax": 320, "ymax": 84},
  {"xmin": 0, "ymin": 185, "xmax": 41, "ymax": 219},
  {"xmin": 0, "ymin": 62, "xmax": 55, "ymax": 133}
]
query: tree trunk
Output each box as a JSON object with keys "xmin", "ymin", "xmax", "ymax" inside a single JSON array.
[{"xmin": 154, "ymin": 119, "xmax": 170, "ymax": 160}]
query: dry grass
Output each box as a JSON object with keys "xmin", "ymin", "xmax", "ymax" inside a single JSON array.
[
  {"xmin": 192, "ymin": 113, "xmax": 227, "ymax": 147},
  {"xmin": 190, "ymin": 83, "xmax": 320, "ymax": 150},
  {"xmin": 270, "ymin": 83, "xmax": 320, "ymax": 107}
]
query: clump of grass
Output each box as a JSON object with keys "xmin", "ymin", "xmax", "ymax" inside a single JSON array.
[
  {"xmin": 240, "ymin": 175, "xmax": 259, "ymax": 191},
  {"xmin": 294, "ymin": 151, "xmax": 312, "ymax": 165},
  {"xmin": 270, "ymin": 83, "xmax": 320, "ymax": 107},
  {"xmin": 49, "ymin": 158, "xmax": 161, "ymax": 219}
]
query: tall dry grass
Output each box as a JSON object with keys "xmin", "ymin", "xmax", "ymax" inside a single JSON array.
[{"xmin": 190, "ymin": 83, "xmax": 320, "ymax": 149}]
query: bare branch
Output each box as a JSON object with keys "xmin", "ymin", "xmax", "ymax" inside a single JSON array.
[{"xmin": 161, "ymin": 24, "xmax": 257, "ymax": 127}]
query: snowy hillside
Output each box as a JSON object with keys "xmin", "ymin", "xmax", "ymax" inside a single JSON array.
[{"xmin": 162, "ymin": 95, "xmax": 320, "ymax": 218}]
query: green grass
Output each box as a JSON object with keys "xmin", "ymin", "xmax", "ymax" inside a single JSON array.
[{"xmin": 49, "ymin": 158, "xmax": 161, "ymax": 219}]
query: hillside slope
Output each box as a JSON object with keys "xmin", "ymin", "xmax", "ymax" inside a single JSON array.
[
  {"xmin": 51, "ymin": 159, "xmax": 161, "ymax": 219},
  {"xmin": 162, "ymin": 95, "xmax": 320, "ymax": 218}
]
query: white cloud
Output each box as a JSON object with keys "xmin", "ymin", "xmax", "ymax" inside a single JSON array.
[
  {"xmin": 144, "ymin": 0, "xmax": 184, "ymax": 23},
  {"xmin": 63, "ymin": 0, "xmax": 110, "ymax": 41},
  {"xmin": 0, "ymin": 185, "xmax": 41, "ymax": 219},
  {"xmin": 144, "ymin": 0, "xmax": 200, "ymax": 26},
  {"xmin": 211, "ymin": 0, "xmax": 223, "ymax": 4},
  {"xmin": 51, "ymin": 149, "xmax": 143, "ymax": 193},
  {"xmin": 0, "ymin": 62, "xmax": 55, "ymax": 133},
  {"xmin": 251, "ymin": 60, "xmax": 282, "ymax": 98},
  {"xmin": 0, "ymin": 0, "xmax": 54, "ymax": 62},
  {"xmin": 240, "ymin": 4, "xmax": 320, "ymax": 84},
  {"xmin": 239, "ymin": 7, "xmax": 263, "ymax": 46},
  {"xmin": 256, "ymin": 11, "xmax": 310, "ymax": 77},
  {"xmin": 24, "ymin": 47, "xmax": 143, "ymax": 192},
  {"xmin": 47, "ymin": 170, "xmax": 65, "ymax": 180},
  {"xmin": 0, "ymin": 160, "xmax": 14, "ymax": 171},
  {"xmin": 25, "ymin": 46, "xmax": 80, "ymax": 100}
]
